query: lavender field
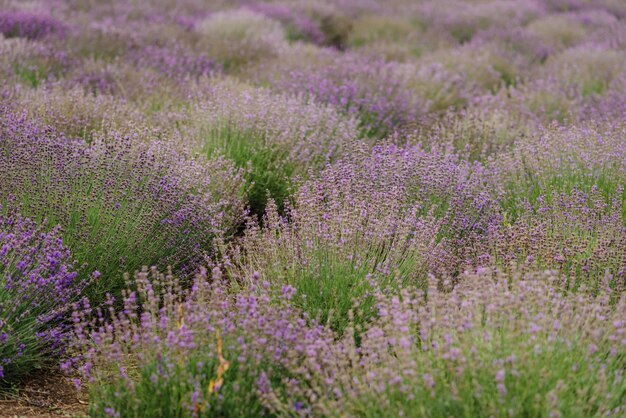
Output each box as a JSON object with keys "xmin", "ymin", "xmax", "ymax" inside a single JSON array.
[{"xmin": 0, "ymin": 0, "xmax": 625, "ymax": 416}]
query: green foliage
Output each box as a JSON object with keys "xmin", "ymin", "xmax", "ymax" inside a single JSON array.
[
  {"xmin": 499, "ymin": 168, "xmax": 626, "ymax": 221},
  {"xmin": 88, "ymin": 353, "xmax": 272, "ymax": 418},
  {"xmin": 243, "ymin": 226, "xmax": 426, "ymax": 336},
  {"xmin": 12, "ymin": 62, "xmax": 46, "ymax": 87},
  {"xmin": 202, "ymin": 125, "xmax": 296, "ymax": 218},
  {"xmin": 348, "ymin": 328, "xmax": 626, "ymax": 417}
]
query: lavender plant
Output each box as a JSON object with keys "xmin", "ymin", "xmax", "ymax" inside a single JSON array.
[
  {"xmin": 11, "ymin": 86, "xmax": 145, "ymax": 141},
  {"xmin": 407, "ymin": 104, "xmax": 537, "ymax": 162},
  {"xmin": 194, "ymin": 8, "xmax": 287, "ymax": 73},
  {"xmin": 526, "ymin": 13, "xmax": 590, "ymax": 52},
  {"xmin": 68, "ymin": 266, "xmax": 333, "ymax": 417},
  {"xmin": 0, "ymin": 205, "xmax": 83, "ymax": 381},
  {"xmin": 126, "ymin": 44, "xmax": 217, "ymax": 82},
  {"xmin": 0, "ymin": 110, "xmax": 245, "ymax": 302},
  {"xmin": 0, "ymin": 33, "xmax": 69, "ymax": 88},
  {"xmin": 245, "ymin": 2, "xmax": 325, "ymax": 45},
  {"xmin": 184, "ymin": 79, "xmax": 358, "ymax": 215},
  {"xmin": 0, "ymin": 10, "xmax": 66, "ymax": 40},
  {"xmin": 231, "ymin": 142, "xmax": 498, "ymax": 333},
  {"xmin": 490, "ymin": 188, "xmax": 626, "ymax": 291},
  {"xmin": 487, "ymin": 122, "xmax": 626, "ymax": 288},
  {"xmin": 415, "ymin": 0, "xmax": 543, "ymax": 44},
  {"xmin": 265, "ymin": 268, "xmax": 626, "ymax": 417},
  {"xmin": 541, "ymin": 44, "xmax": 624, "ymax": 98},
  {"xmin": 495, "ymin": 122, "xmax": 626, "ymax": 215},
  {"xmin": 265, "ymin": 50, "xmax": 425, "ymax": 138}
]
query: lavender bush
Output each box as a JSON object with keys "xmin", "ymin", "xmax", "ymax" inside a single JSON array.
[
  {"xmin": 183, "ymin": 79, "xmax": 358, "ymax": 215},
  {"xmin": 194, "ymin": 9, "xmax": 288, "ymax": 73},
  {"xmin": 266, "ymin": 268, "xmax": 626, "ymax": 417},
  {"xmin": 0, "ymin": 33, "xmax": 69, "ymax": 88},
  {"xmin": 68, "ymin": 266, "xmax": 334, "ymax": 417},
  {"xmin": 408, "ymin": 104, "xmax": 537, "ymax": 162},
  {"xmin": 230, "ymin": 142, "xmax": 498, "ymax": 332},
  {"xmin": 488, "ymin": 122, "xmax": 626, "ymax": 288},
  {"xmin": 10, "ymin": 86, "xmax": 145, "ymax": 140},
  {"xmin": 263, "ymin": 49, "xmax": 426, "ymax": 138},
  {"xmin": 0, "ymin": 205, "xmax": 83, "ymax": 381},
  {"xmin": 0, "ymin": 10, "xmax": 66, "ymax": 40},
  {"xmin": 0, "ymin": 110, "xmax": 245, "ymax": 302},
  {"xmin": 245, "ymin": 2, "xmax": 326, "ymax": 45},
  {"xmin": 494, "ymin": 122, "xmax": 626, "ymax": 211}
]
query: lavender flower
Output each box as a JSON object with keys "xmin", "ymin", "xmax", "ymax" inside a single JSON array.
[
  {"xmin": 0, "ymin": 204, "xmax": 83, "ymax": 381},
  {"xmin": 0, "ymin": 11, "xmax": 66, "ymax": 40},
  {"xmin": 69, "ymin": 267, "xmax": 334, "ymax": 417},
  {"xmin": 232, "ymin": 142, "xmax": 498, "ymax": 332},
  {"xmin": 265, "ymin": 268, "xmax": 626, "ymax": 416},
  {"xmin": 0, "ymin": 109, "xmax": 245, "ymax": 302}
]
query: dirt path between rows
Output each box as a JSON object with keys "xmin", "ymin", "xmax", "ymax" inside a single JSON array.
[{"xmin": 0, "ymin": 372, "xmax": 87, "ymax": 417}]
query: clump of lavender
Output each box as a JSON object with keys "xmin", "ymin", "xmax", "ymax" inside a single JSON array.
[
  {"xmin": 68, "ymin": 267, "xmax": 334, "ymax": 417},
  {"xmin": 11, "ymin": 86, "xmax": 145, "ymax": 141},
  {"xmin": 500, "ymin": 44, "xmax": 626, "ymax": 124},
  {"xmin": 127, "ymin": 44, "xmax": 217, "ymax": 81},
  {"xmin": 293, "ymin": 1, "xmax": 355, "ymax": 50},
  {"xmin": 408, "ymin": 104, "xmax": 536, "ymax": 162},
  {"xmin": 525, "ymin": 13, "xmax": 590, "ymax": 52},
  {"xmin": 346, "ymin": 15, "xmax": 423, "ymax": 61},
  {"xmin": 194, "ymin": 9, "xmax": 287, "ymax": 72},
  {"xmin": 415, "ymin": 0, "xmax": 543, "ymax": 44},
  {"xmin": 488, "ymin": 122, "xmax": 626, "ymax": 288},
  {"xmin": 0, "ymin": 10, "xmax": 66, "ymax": 40},
  {"xmin": 0, "ymin": 110, "xmax": 245, "ymax": 302},
  {"xmin": 0, "ymin": 204, "xmax": 83, "ymax": 382},
  {"xmin": 245, "ymin": 2, "xmax": 325, "ymax": 45},
  {"xmin": 540, "ymin": 44, "xmax": 624, "ymax": 98},
  {"xmin": 265, "ymin": 49, "xmax": 425, "ymax": 137},
  {"xmin": 265, "ymin": 268, "xmax": 626, "ymax": 417},
  {"xmin": 0, "ymin": 32, "xmax": 70, "ymax": 88},
  {"xmin": 231, "ymin": 142, "xmax": 498, "ymax": 332},
  {"xmin": 490, "ymin": 187, "xmax": 626, "ymax": 291},
  {"xmin": 578, "ymin": 74, "xmax": 626, "ymax": 123},
  {"xmin": 0, "ymin": 34, "xmax": 38, "ymax": 82},
  {"xmin": 63, "ymin": 18, "xmax": 138, "ymax": 62},
  {"xmin": 184, "ymin": 78, "xmax": 358, "ymax": 215},
  {"xmin": 495, "ymin": 122, "xmax": 626, "ymax": 210},
  {"xmin": 472, "ymin": 27, "xmax": 552, "ymax": 64},
  {"xmin": 190, "ymin": 79, "xmax": 358, "ymax": 162},
  {"xmin": 499, "ymin": 10, "xmax": 625, "ymax": 123},
  {"xmin": 420, "ymin": 40, "xmax": 528, "ymax": 94}
]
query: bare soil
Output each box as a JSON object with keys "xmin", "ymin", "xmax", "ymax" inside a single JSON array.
[{"xmin": 0, "ymin": 372, "xmax": 87, "ymax": 418}]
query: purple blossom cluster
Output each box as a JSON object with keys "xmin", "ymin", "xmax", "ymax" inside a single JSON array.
[
  {"xmin": 235, "ymin": 142, "xmax": 498, "ymax": 283},
  {"xmin": 0, "ymin": 205, "xmax": 83, "ymax": 381},
  {"xmin": 186, "ymin": 79, "xmax": 359, "ymax": 165},
  {"xmin": 9, "ymin": 86, "xmax": 145, "ymax": 140},
  {"xmin": 0, "ymin": 108, "xmax": 245, "ymax": 302},
  {"xmin": 262, "ymin": 50, "xmax": 426, "ymax": 137},
  {"xmin": 266, "ymin": 268, "xmax": 626, "ymax": 416},
  {"xmin": 67, "ymin": 267, "xmax": 335, "ymax": 416},
  {"xmin": 0, "ymin": 10, "xmax": 66, "ymax": 40},
  {"xmin": 127, "ymin": 44, "xmax": 217, "ymax": 81},
  {"xmin": 245, "ymin": 2, "xmax": 326, "ymax": 45}
]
